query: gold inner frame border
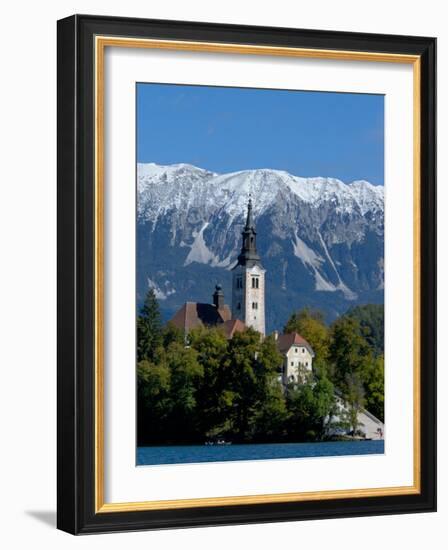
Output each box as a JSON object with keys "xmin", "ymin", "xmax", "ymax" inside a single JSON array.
[{"xmin": 94, "ymin": 35, "xmax": 421, "ymax": 514}]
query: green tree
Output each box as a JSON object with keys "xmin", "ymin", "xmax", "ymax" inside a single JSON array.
[
  {"xmin": 363, "ymin": 354, "xmax": 384, "ymax": 422},
  {"xmin": 137, "ymin": 359, "xmax": 171, "ymax": 444},
  {"xmin": 164, "ymin": 342, "xmax": 204, "ymax": 441},
  {"xmin": 345, "ymin": 304, "xmax": 384, "ymax": 356},
  {"xmin": 311, "ymin": 375, "xmax": 336, "ymax": 438},
  {"xmin": 329, "ymin": 316, "xmax": 372, "ymax": 394},
  {"xmin": 329, "ymin": 312, "xmax": 385, "ymax": 427},
  {"xmin": 162, "ymin": 321, "xmax": 185, "ymax": 348},
  {"xmin": 251, "ymin": 335, "xmax": 288, "ymax": 440},
  {"xmin": 136, "ymin": 302, "xmax": 385, "ymax": 445},
  {"xmin": 285, "ymin": 373, "xmax": 335, "ymax": 441},
  {"xmin": 343, "ymin": 372, "xmax": 365, "ymax": 435},
  {"xmin": 189, "ymin": 327, "xmax": 232, "ymax": 438},
  {"xmin": 137, "ymin": 288, "xmax": 162, "ymax": 362},
  {"xmin": 225, "ymin": 328, "xmax": 261, "ymax": 441},
  {"xmin": 285, "ymin": 382, "xmax": 314, "ymax": 440}
]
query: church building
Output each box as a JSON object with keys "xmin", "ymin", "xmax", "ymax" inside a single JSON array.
[
  {"xmin": 170, "ymin": 198, "xmax": 267, "ymax": 339},
  {"xmin": 231, "ymin": 198, "xmax": 266, "ymax": 336},
  {"xmin": 170, "ymin": 284, "xmax": 231, "ymax": 333},
  {"xmin": 169, "ymin": 199, "xmax": 312, "ymax": 378}
]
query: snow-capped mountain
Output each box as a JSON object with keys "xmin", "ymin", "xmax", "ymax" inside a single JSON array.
[{"xmin": 137, "ymin": 163, "xmax": 384, "ymax": 331}]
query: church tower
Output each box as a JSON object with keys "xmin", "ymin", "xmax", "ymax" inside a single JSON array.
[{"xmin": 231, "ymin": 198, "xmax": 266, "ymax": 336}]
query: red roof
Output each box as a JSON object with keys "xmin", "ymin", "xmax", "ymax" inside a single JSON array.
[
  {"xmin": 276, "ymin": 332, "xmax": 314, "ymax": 356},
  {"xmin": 219, "ymin": 319, "xmax": 247, "ymax": 339},
  {"xmin": 170, "ymin": 302, "xmax": 231, "ymax": 333}
]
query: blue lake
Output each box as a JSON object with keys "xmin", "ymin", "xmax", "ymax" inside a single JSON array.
[{"xmin": 137, "ymin": 440, "xmax": 384, "ymax": 466}]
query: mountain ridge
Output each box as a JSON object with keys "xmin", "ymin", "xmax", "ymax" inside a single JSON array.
[{"xmin": 136, "ymin": 163, "xmax": 384, "ymax": 332}]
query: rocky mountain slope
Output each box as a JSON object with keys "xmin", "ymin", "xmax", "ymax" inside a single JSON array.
[{"xmin": 137, "ymin": 163, "xmax": 384, "ymax": 332}]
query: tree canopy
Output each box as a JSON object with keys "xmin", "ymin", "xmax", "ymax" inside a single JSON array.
[
  {"xmin": 345, "ymin": 303, "xmax": 384, "ymax": 356},
  {"xmin": 137, "ymin": 290, "xmax": 384, "ymax": 444},
  {"xmin": 137, "ymin": 288, "xmax": 162, "ymax": 362}
]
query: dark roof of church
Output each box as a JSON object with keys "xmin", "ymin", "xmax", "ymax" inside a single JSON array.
[
  {"xmin": 277, "ymin": 332, "xmax": 315, "ymax": 356},
  {"xmin": 170, "ymin": 302, "xmax": 231, "ymax": 333},
  {"xmin": 219, "ymin": 319, "xmax": 247, "ymax": 339}
]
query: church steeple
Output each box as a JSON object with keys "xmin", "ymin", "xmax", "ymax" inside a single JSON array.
[
  {"xmin": 231, "ymin": 196, "xmax": 266, "ymax": 336},
  {"xmin": 236, "ymin": 197, "xmax": 263, "ymax": 268},
  {"xmin": 245, "ymin": 196, "xmax": 255, "ymax": 230}
]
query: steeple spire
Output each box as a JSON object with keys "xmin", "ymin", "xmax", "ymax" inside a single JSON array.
[
  {"xmin": 245, "ymin": 196, "xmax": 254, "ymax": 230},
  {"xmin": 236, "ymin": 197, "xmax": 262, "ymax": 268},
  {"xmin": 231, "ymin": 195, "xmax": 266, "ymax": 336}
]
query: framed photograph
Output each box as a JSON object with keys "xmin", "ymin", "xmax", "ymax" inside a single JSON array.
[{"xmin": 57, "ymin": 14, "xmax": 436, "ymax": 534}]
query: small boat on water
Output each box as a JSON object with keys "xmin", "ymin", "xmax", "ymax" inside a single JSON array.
[{"xmin": 205, "ymin": 438, "xmax": 232, "ymax": 446}]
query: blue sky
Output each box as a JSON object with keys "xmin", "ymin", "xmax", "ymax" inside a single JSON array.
[{"xmin": 137, "ymin": 83, "xmax": 384, "ymax": 185}]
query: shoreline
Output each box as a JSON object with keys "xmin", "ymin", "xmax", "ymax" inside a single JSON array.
[
  {"xmin": 138, "ymin": 438, "xmax": 384, "ymax": 448},
  {"xmin": 137, "ymin": 440, "xmax": 385, "ymax": 466}
]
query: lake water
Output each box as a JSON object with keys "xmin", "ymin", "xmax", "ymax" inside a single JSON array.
[{"xmin": 137, "ymin": 440, "xmax": 384, "ymax": 466}]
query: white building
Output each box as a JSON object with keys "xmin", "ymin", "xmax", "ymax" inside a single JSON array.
[
  {"xmin": 276, "ymin": 332, "xmax": 315, "ymax": 384},
  {"xmin": 231, "ymin": 198, "xmax": 266, "ymax": 336}
]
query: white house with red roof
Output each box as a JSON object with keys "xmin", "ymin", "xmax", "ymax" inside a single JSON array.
[{"xmin": 275, "ymin": 332, "xmax": 315, "ymax": 385}]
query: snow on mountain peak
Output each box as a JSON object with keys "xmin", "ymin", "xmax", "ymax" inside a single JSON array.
[
  {"xmin": 137, "ymin": 162, "xmax": 384, "ymax": 223},
  {"xmin": 136, "ymin": 163, "xmax": 384, "ymax": 316}
]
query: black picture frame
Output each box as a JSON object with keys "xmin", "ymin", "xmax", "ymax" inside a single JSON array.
[{"xmin": 57, "ymin": 14, "xmax": 436, "ymax": 534}]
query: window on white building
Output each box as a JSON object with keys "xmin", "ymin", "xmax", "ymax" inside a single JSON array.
[{"xmin": 251, "ymin": 277, "xmax": 259, "ymax": 289}]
